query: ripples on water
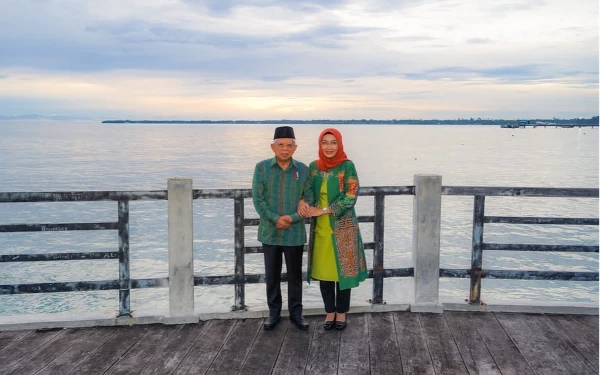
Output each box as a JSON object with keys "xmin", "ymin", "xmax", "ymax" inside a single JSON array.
[{"xmin": 0, "ymin": 122, "xmax": 598, "ymax": 316}]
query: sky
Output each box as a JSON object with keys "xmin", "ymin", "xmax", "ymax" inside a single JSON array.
[{"xmin": 0, "ymin": 0, "xmax": 598, "ymax": 120}]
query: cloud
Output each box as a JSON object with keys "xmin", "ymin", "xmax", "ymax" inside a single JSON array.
[
  {"xmin": 0, "ymin": 0, "xmax": 597, "ymax": 119},
  {"xmin": 467, "ymin": 38, "xmax": 493, "ymax": 44},
  {"xmin": 490, "ymin": 0, "xmax": 548, "ymax": 13},
  {"xmin": 260, "ymin": 76, "xmax": 289, "ymax": 82},
  {"xmin": 85, "ymin": 20, "xmax": 373, "ymax": 51},
  {"xmin": 406, "ymin": 65, "xmax": 547, "ymax": 82},
  {"xmin": 181, "ymin": 0, "xmax": 352, "ymax": 16}
]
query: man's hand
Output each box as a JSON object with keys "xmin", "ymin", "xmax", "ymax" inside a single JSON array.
[
  {"xmin": 298, "ymin": 199, "xmax": 311, "ymax": 218},
  {"xmin": 276, "ymin": 215, "xmax": 292, "ymax": 229}
]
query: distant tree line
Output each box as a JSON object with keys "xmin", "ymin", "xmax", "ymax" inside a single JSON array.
[{"xmin": 102, "ymin": 116, "xmax": 599, "ymax": 125}]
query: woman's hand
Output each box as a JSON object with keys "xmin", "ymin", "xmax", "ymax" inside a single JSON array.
[
  {"xmin": 309, "ymin": 206, "xmax": 330, "ymax": 217},
  {"xmin": 298, "ymin": 199, "xmax": 311, "ymax": 218}
]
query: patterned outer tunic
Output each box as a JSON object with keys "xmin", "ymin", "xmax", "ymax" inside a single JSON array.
[{"xmin": 304, "ymin": 160, "xmax": 368, "ymax": 290}]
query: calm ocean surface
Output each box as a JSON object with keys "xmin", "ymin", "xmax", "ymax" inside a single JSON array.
[{"xmin": 0, "ymin": 121, "xmax": 598, "ymax": 317}]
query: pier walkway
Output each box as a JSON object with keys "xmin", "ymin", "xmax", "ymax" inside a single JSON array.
[{"xmin": 0, "ymin": 311, "xmax": 598, "ymax": 375}]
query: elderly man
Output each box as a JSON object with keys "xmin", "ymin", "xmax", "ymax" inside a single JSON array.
[{"xmin": 252, "ymin": 126, "xmax": 309, "ymax": 330}]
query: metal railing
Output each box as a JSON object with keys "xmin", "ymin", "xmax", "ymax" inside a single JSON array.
[
  {"xmin": 1, "ymin": 180, "xmax": 598, "ymax": 318},
  {"xmin": 0, "ymin": 191, "xmax": 168, "ymax": 317},
  {"xmin": 440, "ymin": 187, "xmax": 599, "ymax": 304},
  {"xmin": 192, "ymin": 186, "xmax": 415, "ymax": 311}
]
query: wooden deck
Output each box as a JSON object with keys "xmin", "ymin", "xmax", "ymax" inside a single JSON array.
[{"xmin": 0, "ymin": 311, "xmax": 597, "ymax": 375}]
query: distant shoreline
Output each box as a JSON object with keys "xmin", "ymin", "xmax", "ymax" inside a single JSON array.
[
  {"xmin": 101, "ymin": 118, "xmax": 599, "ymax": 126},
  {"xmin": 1, "ymin": 115, "xmax": 597, "ymax": 125}
]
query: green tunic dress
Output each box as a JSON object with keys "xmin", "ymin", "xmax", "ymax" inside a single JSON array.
[{"xmin": 310, "ymin": 177, "xmax": 338, "ymax": 281}]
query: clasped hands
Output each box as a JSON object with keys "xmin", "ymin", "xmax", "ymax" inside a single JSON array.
[{"xmin": 276, "ymin": 215, "xmax": 292, "ymax": 229}]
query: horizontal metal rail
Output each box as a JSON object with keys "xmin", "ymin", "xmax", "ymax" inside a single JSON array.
[
  {"xmin": 243, "ymin": 242, "xmax": 376, "ymax": 254},
  {"xmin": 0, "ymin": 252, "xmax": 120, "ymax": 262},
  {"xmin": 442, "ymin": 186, "xmax": 599, "ymax": 197},
  {"xmin": 484, "ymin": 270, "xmax": 599, "ymax": 281},
  {"xmin": 0, "ymin": 191, "xmax": 167, "ymax": 202},
  {"xmin": 1, "ymin": 186, "xmax": 595, "ymax": 202},
  {"xmin": 192, "ymin": 186, "xmax": 414, "ymax": 200},
  {"xmin": 482, "ymin": 243, "xmax": 599, "ymax": 252},
  {"xmin": 242, "ymin": 216, "xmax": 376, "ymax": 226},
  {"xmin": 441, "ymin": 268, "xmax": 598, "ymax": 281},
  {"xmin": 0, "ymin": 222, "xmax": 119, "ymax": 233},
  {"xmin": 194, "ymin": 268, "xmax": 414, "ymax": 286},
  {"xmin": 2, "ymin": 187, "xmax": 594, "ymax": 204},
  {"xmin": 0, "ymin": 278, "xmax": 168, "ymax": 295},
  {"xmin": 485, "ymin": 216, "xmax": 599, "ymax": 225}
]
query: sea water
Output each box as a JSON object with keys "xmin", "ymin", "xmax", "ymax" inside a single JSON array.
[{"xmin": 0, "ymin": 122, "xmax": 597, "ymax": 316}]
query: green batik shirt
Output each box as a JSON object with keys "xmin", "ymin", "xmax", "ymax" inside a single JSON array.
[{"xmin": 252, "ymin": 157, "xmax": 309, "ymax": 246}]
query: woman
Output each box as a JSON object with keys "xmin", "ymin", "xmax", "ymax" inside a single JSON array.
[{"xmin": 299, "ymin": 128, "xmax": 367, "ymax": 330}]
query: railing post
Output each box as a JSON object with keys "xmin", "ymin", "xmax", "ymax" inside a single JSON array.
[
  {"xmin": 470, "ymin": 195, "xmax": 485, "ymax": 304},
  {"xmin": 411, "ymin": 174, "xmax": 443, "ymax": 313},
  {"xmin": 117, "ymin": 199, "xmax": 131, "ymax": 317},
  {"xmin": 371, "ymin": 192, "xmax": 385, "ymax": 304},
  {"xmin": 168, "ymin": 178, "xmax": 194, "ymax": 317},
  {"xmin": 232, "ymin": 193, "xmax": 246, "ymax": 311}
]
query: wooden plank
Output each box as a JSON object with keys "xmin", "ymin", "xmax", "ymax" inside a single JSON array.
[
  {"xmin": 419, "ymin": 313, "xmax": 468, "ymax": 375},
  {"xmin": 104, "ymin": 324, "xmax": 180, "ymax": 375},
  {"xmin": 572, "ymin": 314, "xmax": 599, "ymax": 333},
  {"xmin": 338, "ymin": 313, "xmax": 370, "ymax": 375},
  {"xmin": 546, "ymin": 315, "xmax": 599, "ymax": 371},
  {"xmin": 205, "ymin": 318, "xmax": 263, "ymax": 375},
  {"xmin": 466, "ymin": 313, "xmax": 534, "ymax": 375},
  {"xmin": 368, "ymin": 312, "xmax": 403, "ymax": 375},
  {"xmin": 495, "ymin": 313, "xmax": 569, "ymax": 375},
  {"xmin": 0, "ymin": 330, "xmax": 33, "ymax": 353},
  {"xmin": 305, "ymin": 316, "xmax": 341, "ymax": 375},
  {"xmin": 392, "ymin": 312, "xmax": 435, "ymax": 375},
  {"xmin": 139, "ymin": 322, "xmax": 207, "ymax": 375},
  {"xmin": 35, "ymin": 327, "xmax": 120, "ymax": 375},
  {"xmin": 444, "ymin": 311, "xmax": 502, "ymax": 375},
  {"xmin": 3, "ymin": 328, "xmax": 92, "ymax": 375},
  {"xmin": 0, "ymin": 329, "xmax": 63, "ymax": 373},
  {"xmin": 272, "ymin": 315, "xmax": 316, "ymax": 375},
  {"xmin": 173, "ymin": 319, "xmax": 236, "ymax": 375},
  {"xmin": 238, "ymin": 317, "xmax": 289, "ymax": 375},
  {"xmin": 522, "ymin": 314, "xmax": 596, "ymax": 375},
  {"xmin": 69, "ymin": 326, "xmax": 150, "ymax": 375}
]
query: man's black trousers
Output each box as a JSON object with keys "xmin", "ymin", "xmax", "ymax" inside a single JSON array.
[{"xmin": 263, "ymin": 244, "xmax": 304, "ymax": 318}]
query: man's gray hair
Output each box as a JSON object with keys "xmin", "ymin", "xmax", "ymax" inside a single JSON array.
[{"xmin": 272, "ymin": 138, "xmax": 297, "ymax": 145}]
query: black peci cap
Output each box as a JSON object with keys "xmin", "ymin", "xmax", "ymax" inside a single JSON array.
[{"xmin": 273, "ymin": 126, "xmax": 295, "ymax": 139}]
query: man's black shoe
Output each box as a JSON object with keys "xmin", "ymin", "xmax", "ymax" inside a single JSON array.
[
  {"xmin": 289, "ymin": 315, "xmax": 309, "ymax": 330},
  {"xmin": 264, "ymin": 316, "xmax": 281, "ymax": 330}
]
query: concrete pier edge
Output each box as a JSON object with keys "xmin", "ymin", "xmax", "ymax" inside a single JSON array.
[{"xmin": 0, "ymin": 302, "xmax": 596, "ymax": 331}]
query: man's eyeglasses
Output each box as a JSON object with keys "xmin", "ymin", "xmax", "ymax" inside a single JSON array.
[{"xmin": 274, "ymin": 142, "xmax": 295, "ymax": 149}]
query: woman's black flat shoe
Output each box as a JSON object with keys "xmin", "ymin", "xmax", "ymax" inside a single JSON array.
[
  {"xmin": 323, "ymin": 320, "xmax": 335, "ymax": 330},
  {"xmin": 335, "ymin": 321, "xmax": 347, "ymax": 330}
]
